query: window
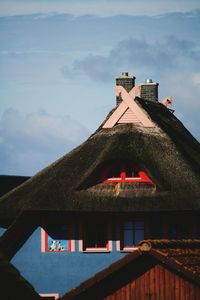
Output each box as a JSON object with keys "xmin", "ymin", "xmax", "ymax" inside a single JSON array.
[
  {"xmin": 121, "ymin": 221, "xmax": 144, "ymax": 250},
  {"xmin": 80, "ymin": 221, "xmax": 111, "ymax": 252},
  {"xmin": 41, "ymin": 225, "xmax": 72, "ymax": 252},
  {"xmin": 100, "ymin": 160, "xmax": 153, "ymax": 183}
]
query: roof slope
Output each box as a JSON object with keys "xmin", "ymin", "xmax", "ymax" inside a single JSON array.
[
  {"xmin": 60, "ymin": 239, "xmax": 200, "ymax": 300},
  {"xmin": 0, "ymin": 251, "xmax": 41, "ymax": 299},
  {"xmin": 0, "ymin": 175, "xmax": 30, "ymax": 197},
  {"xmin": 0, "ymin": 98, "xmax": 200, "ymax": 225}
]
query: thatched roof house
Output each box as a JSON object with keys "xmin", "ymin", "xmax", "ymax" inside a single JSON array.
[
  {"xmin": 0, "ymin": 87, "xmax": 200, "ymax": 228},
  {"xmin": 0, "ymin": 73, "xmax": 200, "ymax": 298}
]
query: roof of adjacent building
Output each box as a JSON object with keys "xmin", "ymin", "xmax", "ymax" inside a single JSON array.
[
  {"xmin": 0, "ymin": 250, "xmax": 41, "ymax": 299},
  {"xmin": 60, "ymin": 239, "xmax": 200, "ymax": 300},
  {"xmin": 0, "ymin": 96, "xmax": 200, "ymax": 226},
  {"xmin": 0, "ymin": 175, "xmax": 30, "ymax": 197}
]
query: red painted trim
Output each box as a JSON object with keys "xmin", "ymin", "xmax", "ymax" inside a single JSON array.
[
  {"xmin": 43, "ymin": 227, "xmax": 72, "ymax": 253},
  {"xmin": 139, "ymin": 170, "xmax": 153, "ymax": 183},
  {"xmin": 102, "ymin": 162, "xmax": 153, "ymax": 184},
  {"xmin": 45, "ymin": 229, "xmax": 48, "ymax": 252},
  {"xmin": 104, "ymin": 174, "xmax": 152, "ymax": 183},
  {"xmin": 121, "ymin": 170, "xmax": 126, "ymax": 181},
  {"xmin": 68, "ymin": 239, "xmax": 72, "ymax": 252}
]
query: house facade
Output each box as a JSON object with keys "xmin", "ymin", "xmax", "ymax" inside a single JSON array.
[{"xmin": 0, "ymin": 73, "xmax": 200, "ymax": 298}]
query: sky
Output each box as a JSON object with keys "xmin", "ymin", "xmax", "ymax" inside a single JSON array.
[{"xmin": 0, "ymin": 0, "xmax": 200, "ymax": 176}]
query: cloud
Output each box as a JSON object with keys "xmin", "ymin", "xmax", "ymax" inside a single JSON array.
[
  {"xmin": 62, "ymin": 36, "xmax": 200, "ymax": 82},
  {"xmin": 62, "ymin": 36, "xmax": 200, "ymax": 142},
  {"xmin": 0, "ymin": 8, "xmax": 199, "ymax": 179},
  {"xmin": 0, "ymin": 109, "xmax": 90, "ymax": 175}
]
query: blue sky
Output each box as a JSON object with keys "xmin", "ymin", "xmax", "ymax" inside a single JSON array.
[{"xmin": 0, "ymin": 1, "xmax": 200, "ymax": 175}]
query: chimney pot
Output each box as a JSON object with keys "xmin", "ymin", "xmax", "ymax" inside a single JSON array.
[
  {"xmin": 145, "ymin": 78, "xmax": 153, "ymax": 83},
  {"xmin": 122, "ymin": 72, "xmax": 129, "ymax": 77}
]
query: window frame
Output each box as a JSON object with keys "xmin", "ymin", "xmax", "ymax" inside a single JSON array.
[
  {"xmin": 102, "ymin": 162, "xmax": 153, "ymax": 183},
  {"xmin": 117, "ymin": 220, "xmax": 145, "ymax": 252},
  {"xmin": 41, "ymin": 225, "xmax": 74, "ymax": 253},
  {"xmin": 79, "ymin": 219, "xmax": 112, "ymax": 252}
]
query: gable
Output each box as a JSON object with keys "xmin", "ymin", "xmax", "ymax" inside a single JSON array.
[
  {"xmin": 117, "ymin": 107, "xmax": 141, "ymax": 124},
  {"xmin": 99, "ymin": 263, "xmax": 200, "ymax": 300},
  {"xmin": 60, "ymin": 242, "xmax": 200, "ymax": 300},
  {"xmin": 103, "ymin": 85, "xmax": 155, "ymax": 128}
]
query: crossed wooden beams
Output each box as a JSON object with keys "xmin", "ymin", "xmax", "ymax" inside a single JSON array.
[{"xmin": 103, "ymin": 85, "xmax": 155, "ymax": 128}]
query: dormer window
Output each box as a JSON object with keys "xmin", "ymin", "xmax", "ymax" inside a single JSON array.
[{"xmin": 100, "ymin": 160, "xmax": 153, "ymax": 183}]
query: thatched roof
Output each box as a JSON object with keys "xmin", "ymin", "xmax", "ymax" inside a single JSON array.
[{"xmin": 0, "ymin": 98, "xmax": 200, "ymax": 226}]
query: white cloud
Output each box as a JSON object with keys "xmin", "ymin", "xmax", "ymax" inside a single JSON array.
[
  {"xmin": 62, "ymin": 36, "xmax": 200, "ymax": 142},
  {"xmin": 0, "ymin": 109, "xmax": 90, "ymax": 175},
  {"xmin": 62, "ymin": 37, "xmax": 200, "ymax": 83},
  {"xmin": 0, "ymin": 7, "xmax": 199, "ymax": 177}
]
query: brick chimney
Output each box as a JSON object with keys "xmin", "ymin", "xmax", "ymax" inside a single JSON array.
[
  {"xmin": 116, "ymin": 72, "xmax": 136, "ymax": 105},
  {"xmin": 140, "ymin": 79, "xmax": 159, "ymax": 102}
]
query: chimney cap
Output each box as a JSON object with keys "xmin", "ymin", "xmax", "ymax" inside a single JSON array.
[
  {"xmin": 117, "ymin": 72, "xmax": 136, "ymax": 79},
  {"xmin": 145, "ymin": 78, "xmax": 153, "ymax": 83},
  {"xmin": 122, "ymin": 72, "xmax": 129, "ymax": 77},
  {"xmin": 143, "ymin": 78, "xmax": 159, "ymax": 86}
]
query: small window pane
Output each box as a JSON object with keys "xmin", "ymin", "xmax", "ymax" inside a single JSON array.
[
  {"xmin": 47, "ymin": 226, "xmax": 68, "ymax": 251},
  {"xmin": 135, "ymin": 221, "xmax": 144, "ymax": 229},
  {"xmin": 123, "ymin": 221, "xmax": 144, "ymax": 248},
  {"xmin": 124, "ymin": 222, "xmax": 134, "ymax": 229},
  {"xmin": 124, "ymin": 230, "xmax": 134, "ymax": 247},
  {"xmin": 135, "ymin": 230, "xmax": 144, "ymax": 245}
]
